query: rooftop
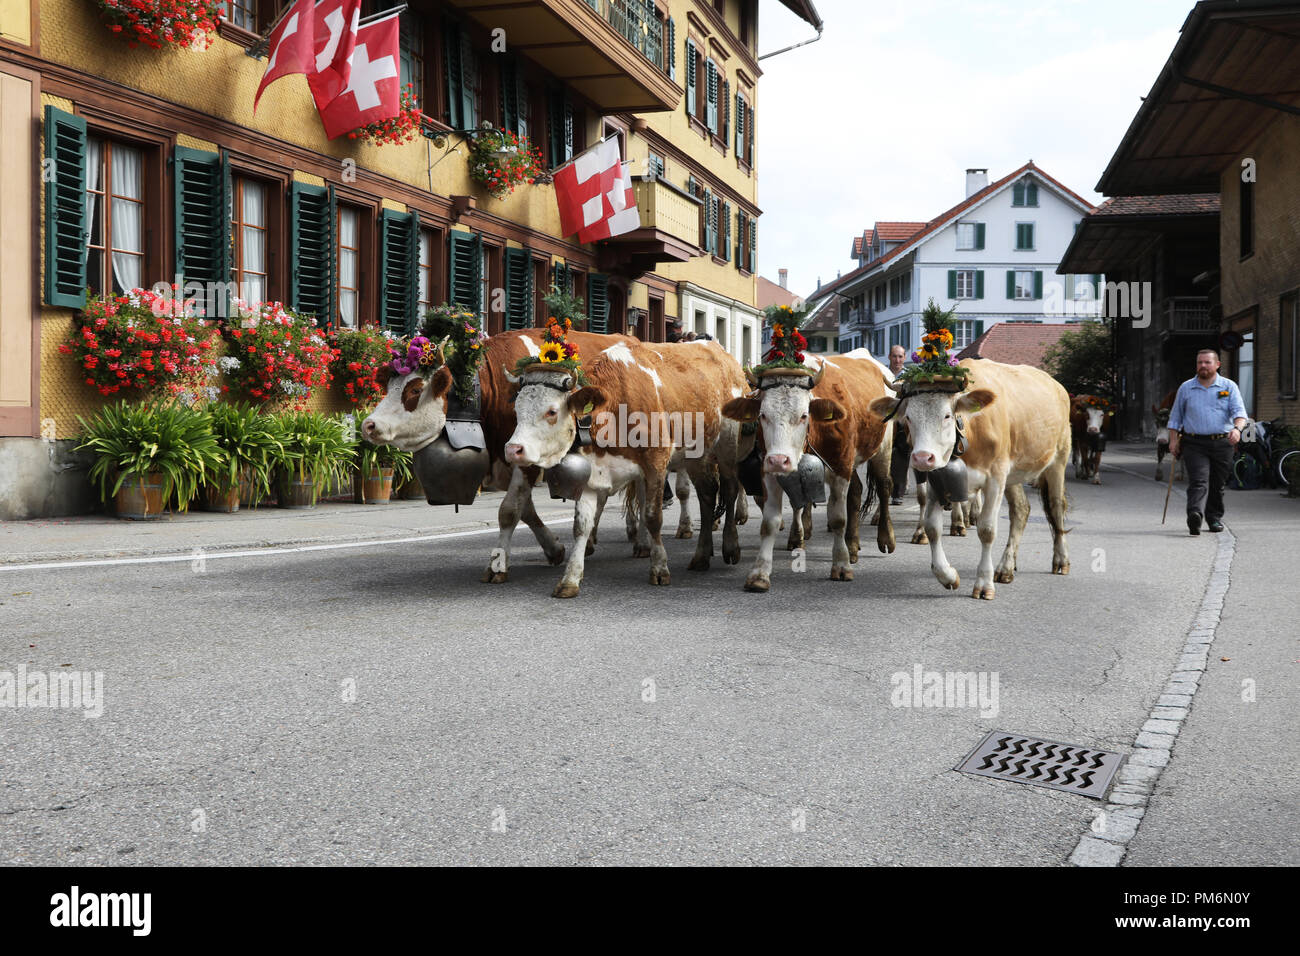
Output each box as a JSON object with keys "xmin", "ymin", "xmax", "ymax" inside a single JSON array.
[{"xmin": 955, "ymin": 321, "xmax": 1082, "ymax": 369}]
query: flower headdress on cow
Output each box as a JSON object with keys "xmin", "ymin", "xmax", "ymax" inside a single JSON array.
[
  {"xmin": 893, "ymin": 298, "xmax": 972, "ymax": 395},
  {"xmin": 745, "ymin": 303, "xmax": 814, "ymax": 387},
  {"xmin": 1074, "ymin": 393, "xmax": 1116, "ymax": 417},
  {"xmin": 511, "ymin": 317, "xmax": 587, "ymax": 386},
  {"xmin": 419, "ymin": 304, "xmax": 488, "ymax": 405}
]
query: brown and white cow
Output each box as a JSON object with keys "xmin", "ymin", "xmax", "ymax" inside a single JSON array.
[
  {"xmin": 870, "ymin": 359, "xmax": 1071, "ymax": 600},
  {"xmin": 1070, "ymin": 394, "xmax": 1113, "ymax": 484},
  {"xmin": 503, "ymin": 339, "xmax": 751, "ymax": 598},
  {"xmin": 722, "ymin": 352, "xmax": 896, "ymax": 592},
  {"xmin": 363, "ymin": 327, "xmax": 637, "ymax": 581}
]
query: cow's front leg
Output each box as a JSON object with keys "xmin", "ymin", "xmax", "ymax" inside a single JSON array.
[
  {"xmin": 687, "ymin": 467, "xmax": 719, "ymax": 572},
  {"xmin": 720, "ymin": 474, "xmax": 741, "ymax": 565},
  {"xmin": 553, "ymin": 487, "xmax": 599, "ymax": 599},
  {"xmin": 645, "ymin": 470, "xmax": 671, "ymax": 586},
  {"xmin": 1089, "ymin": 449, "xmax": 1103, "ymax": 485},
  {"xmin": 519, "ymin": 476, "xmax": 566, "ymax": 569},
  {"xmin": 745, "ymin": 474, "xmax": 783, "ymax": 592},
  {"xmin": 735, "ymin": 486, "xmax": 749, "ymax": 525},
  {"xmin": 846, "ymin": 470, "xmax": 863, "ymax": 563},
  {"xmin": 585, "ymin": 490, "xmax": 607, "ymax": 556},
  {"xmin": 912, "ymin": 481, "xmax": 930, "ymax": 545},
  {"xmin": 925, "ymin": 491, "xmax": 959, "ymax": 590},
  {"xmin": 484, "ymin": 466, "xmax": 540, "ymax": 582},
  {"xmin": 827, "ymin": 473, "xmax": 853, "ymax": 581},
  {"xmin": 994, "ymin": 481, "xmax": 1029, "ymax": 583},
  {"xmin": 632, "ymin": 479, "xmax": 652, "ymax": 558},
  {"xmin": 674, "ymin": 469, "xmax": 693, "ymax": 538},
  {"xmin": 1155, "ymin": 441, "xmax": 1167, "ymax": 481},
  {"xmin": 869, "ymin": 456, "xmax": 895, "ymax": 554},
  {"xmin": 973, "ymin": 474, "xmax": 1006, "ymax": 600}
]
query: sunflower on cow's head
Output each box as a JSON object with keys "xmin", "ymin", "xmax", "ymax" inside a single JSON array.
[
  {"xmin": 893, "ymin": 298, "xmax": 972, "ymax": 395},
  {"xmin": 513, "ymin": 316, "xmax": 586, "ymax": 384}
]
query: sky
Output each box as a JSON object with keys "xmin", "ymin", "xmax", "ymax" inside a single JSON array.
[{"xmin": 754, "ymin": 0, "xmax": 1198, "ymax": 298}]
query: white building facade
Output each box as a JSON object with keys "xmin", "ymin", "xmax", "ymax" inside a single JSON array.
[{"xmin": 815, "ymin": 164, "xmax": 1104, "ymax": 358}]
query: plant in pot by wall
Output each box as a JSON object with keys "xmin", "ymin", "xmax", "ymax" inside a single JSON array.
[
  {"xmin": 76, "ymin": 400, "xmax": 223, "ymax": 520},
  {"xmin": 59, "ymin": 287, "xmax": 220, "ymax": 400},
  {"xmin": 219, "ymin": 300, "xmax": 334, "ymax": 411},
  {"xmin": 354, "ymin": 441, "xmax": 414, "ymax": 505},
  {"xmin": 329, "ymin": 324, "xmax": 398, "ymax": 408},
  {"xmin": 202, "ymin": 403, "xmax": 283, "ymax": 512},
  {"xmin": 267, "ymin": 411, "xmax": 354, "ymax": 509},
  {"xmin": 347, "ymin": 83, "xmax": 423, "ymax": 146},
  {"xmin": 893, "ymin": 298, "xmax": 972, "ymax": 393},
  {"xmin": 415, "ymin": 305, "xmax": 489, "ymax": 405},
  {"xmin": 468, "ymin": 127, "xmax": 545, "ymax": 200},
  {"xmin": 94, "ymin": 0, "xmax": 223, "ymax": 50}
]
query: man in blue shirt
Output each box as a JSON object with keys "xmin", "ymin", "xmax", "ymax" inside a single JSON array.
[{"xmin": 1167, "ymin": 348, "xmax": 1248, "ymax": 534}]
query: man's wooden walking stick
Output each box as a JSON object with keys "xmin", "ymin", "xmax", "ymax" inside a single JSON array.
[{"xmin": 1162, "ymin": 444, "xmax": 1177, "ymax": 524}]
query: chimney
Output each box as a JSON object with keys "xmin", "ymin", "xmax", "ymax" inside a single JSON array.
[
  {"xmin": 778, "ymin": 268, "xmax": 788, "ymax": 289},
  {"xmin": 965, "ymin": 168, "xmax": 989, "ymax": 198}
]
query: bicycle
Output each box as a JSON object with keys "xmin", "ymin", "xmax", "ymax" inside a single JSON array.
[{"xmin": 1236, "ymin": 418, "xmax": 1300, "ymax": 489}]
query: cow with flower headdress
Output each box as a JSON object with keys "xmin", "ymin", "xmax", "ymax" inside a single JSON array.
[
  {"xmin": 1070, "ymin": 393, "xmax": 1114, "ymax": 484},
  {"xmin": 868, "ymin": 300, "xmax": 1072, "ymax": 599}
]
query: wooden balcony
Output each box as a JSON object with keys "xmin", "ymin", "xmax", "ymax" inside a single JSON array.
[
  {"xmin": 595, "ymin": 177, "xmax": 702, "ymax": 279},
  {"xmin": 447, "ymin": 0, "xmax": 680, "ymax": 113},
  {"xmin": 1165, "ymin": 296, "xmax": 1212, "ymax": 333}
]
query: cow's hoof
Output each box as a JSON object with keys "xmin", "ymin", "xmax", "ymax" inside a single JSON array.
[
  {"xmin": 481, "ymin": 569, "xmax": 509, "ymax": 584},
  {"xmin": 911, "ymin": 530, "xmax": 929, "ymax": 545},
  {"xmin": 675, "ymin": 527, "xmax": 693, "ymax": 539},
  {"xmin": 585, "ymin": 541, "xmax": 596, "ymax": 557},
  {"xmin": 972, "ymin": 584, "xmax": 995, "ymax": 600},
  {"xmin": 830, "ymin": 566, "xmax": 853, "ymax": 582},
  {"xmin": 547, "ymin": 547, "xmax": 566, "ymax": 566},
  {"xmin": 951, "ymin": 526, "xmax": 967, "ymax": 537},
  {"xmin": 878, "ymin": 534, "xmax": 896, "ymax": 555},
  {"xmin": 849, "ymin": 548, "xmax": 860, "ymax": 564},
  {"xmin": 723, "ymin": 544, "xmax": 741, "ymax": 565},
  {"xmin": 744, "ymin": 573, "xmax": 770, "ymax": 593},
  {"xmin": 737, "ymin": 514, "xmax": 748, "ymax": 526},
  {"xmin": 649, "ymin": 568, "xmax": 671, "ymax": 586},
  {"xmin": 1091, "ymin": 477, "xmax": 1101, "ymax": 486},
  {"xmin": 994, "ymin": 568, "xmax": 1015, "ymax": 584},
  {"xmin": 632, "ymin": 544, "xmax": 651, "ymax": 558},
  {"xmin": 778, "ymin": 518, "xmax": 786, "ymax": 531},
  {"xmin": 552, "ymin": 582, "xmax": 580, "ymax": 599},
  {"xmin": 939, "ymin": 572, "xmax": 960, "ymax": 590},
  {"xmin": 1053, "ymin": 561, "xmax": 1070, "ymax": 575},
  {"xmin": 785, "ymin": 538, "xmax": 803, "ymax": 552},
  {"xmin": 687, "ymin": 554, "xmax": 710, "ymax": 572}
]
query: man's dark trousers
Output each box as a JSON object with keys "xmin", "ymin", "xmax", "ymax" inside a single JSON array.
[{"xmin": 1182, "ymin": 435, "xmax": 1233, "ymax": 521}]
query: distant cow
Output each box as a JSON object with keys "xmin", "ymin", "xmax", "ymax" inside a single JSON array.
[
  {"xmin": 1152, "ymin": 388, "xmax": 1184, "ymax": 482},
  {"xmin": 1070, "ymin": 395, "xmax": 1113, "ymax": 484},
  {"xmin": 504, "ymin": 339, "xmax": 750, "ymax": 598},
  {"xmin": 723, "ymin": 351, "xmax": 896, "ymax": 592},
  {"xmin": 870, "ymin": 359, "xmax": 1071, "ymax": 600}
]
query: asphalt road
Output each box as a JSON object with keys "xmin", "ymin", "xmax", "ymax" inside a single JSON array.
[{"xmin": 1, "ymin": 448, "xmax": 1295, "ymax": 865}]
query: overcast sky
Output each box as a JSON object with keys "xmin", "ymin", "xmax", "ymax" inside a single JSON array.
[{"xmin": 754, "ymin": 0, "xmax": 1196, "ymax": 298}]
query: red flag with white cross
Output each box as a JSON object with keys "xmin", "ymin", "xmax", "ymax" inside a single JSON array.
[
  {"xmin": 307, "ymin": 0, "xmax": 364, "ymax": 108},
  {"xmin": 553, "ymin": 137, "xmax": 641, "ymax": 243},
  {"xmin": 253, "ymin": 0, "xmax": 317, "ymax": 111},
  {"xmin": 312, "ymin": 11, "xmax": 402, "ymax": 140}
]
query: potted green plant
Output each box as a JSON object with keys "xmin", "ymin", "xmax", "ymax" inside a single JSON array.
[
  {"xmin": 202, "ymin": 403, "xmax": 283, "ymax": 512},
  {"xmin": 354, "ymin": 442, "xmax": 414, "ymax": 504},
  {"xmin": 76, "ymin": 400, "xmax": 223, "ymax": 519},
  {"xmin": 268, "ymin": 411, "xmax": 354, "ymax": 509}
]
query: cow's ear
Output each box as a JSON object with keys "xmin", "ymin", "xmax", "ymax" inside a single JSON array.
[
  {"xmin": 956, "ymin": 389, "xmax": 996, "ymax": 414},
  {"xmin": 722, "ymin": 396, "xmax": 761, "ymax": 422},
  {"xmin": 869, "ymin": 395, "xmax": 899, "ymax": 419},
  {"xmin": 375, "ymin": 363, "xmax": 396, "ymax": 395},
  {"xmin": 568, "ymin": 386, "xmax": 606, "ymax": 416},
  {"xmin": 427, "ymin": 366, "xmax": 453, "ymax": 400},
  {"xmin": 809, "ymin": 398, "xmax": 845, "ymax": 422}
]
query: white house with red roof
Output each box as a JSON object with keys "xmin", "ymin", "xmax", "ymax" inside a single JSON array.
[{"xmin": 811, "ymin": 163, "xmax": 1104, "ymax": 359}]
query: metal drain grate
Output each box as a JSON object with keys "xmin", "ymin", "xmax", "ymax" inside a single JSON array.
[{"xmin": 956, "ymin": 731, "xmax": 1124, "ymax": 799}]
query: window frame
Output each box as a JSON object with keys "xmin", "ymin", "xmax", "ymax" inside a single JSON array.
[
  {"xmin": 230, "ymin": 175, "xmax": 271, "ymax": 306},
  {"xmin": 1280, "ymin": 290, "xmax": 1298, "ymax": 400},
  {"xmin": 1015, "ymin": 221, "xmax": 1035, "ymax": 251},
  {"xmin": 955, "ymin": 269, "xmax": 976, "ymax": 299},
  {"xmin": 336, "ymin": 204, "xmax": 364, "ymax": 328},
  {"xmin": 84, "ymin": 135, "xmax": 151, "ymax": 299}
]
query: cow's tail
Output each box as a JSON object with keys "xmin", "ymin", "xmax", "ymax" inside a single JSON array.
[
  {"xmin": 1038, "ymin": 475, "xmax": 1070, "ymax": 533},
  {"xmin": 860, "ymin": 465, "xmax": 879, "ymax": 519},
  {"xmin": 622, "ymin": 481, "xmax": 640, "ymax": 519}
]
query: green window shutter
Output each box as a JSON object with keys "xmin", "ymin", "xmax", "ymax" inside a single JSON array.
[
  {"xmin": 1012, "ymin": 181, "xmax": 1025, "ymax": 206},
  {"xmin": 43, "ymin": 105, "xmax": 88, "ymax": 309},
  {"xmin": 705, "ymin": 60, "xmax": 718, "ymax": 132},
  {"xmin": 749, "ymin": 218, "xmax": 757, "ymax": 273},
  {"xmin": 444, "ymin": 18, "xmax": 464, "ymax": 128},
  {"xmin": 1027, "ymin": 181, "xmax": 1038, "ymax": 206},
  {"xmin": 723, "ymin": 201, "xmax": 731, "ymax": 262},
  {"xmin": 703, "ymin": 188, "xmax": 713, "ymax": 253},
  {"xmin": 1006, "ymin": 270, "xmax": 1016, "ymax": 299},
  {"xmin": 974, "ymin": 320, "xmax": 984, "ymax": 339},
  {"xmin": 587, "ymin": 273, "xmax": 609, "ymax": 333},
  {"xmin": 975, "ymin": 270, "xmax": 984, "ymax": 299},
  {"xmin": 379, "ymin": 209, "xmax": 418, "ymax": 332},
  {"xmin": 173, "ymin": 145, "xmax": 231, "ymax": 309},
  {"xmin": 1091, "ymin": 274, "xmax": 1101, "ymax": 296},
  {"xmin": 721, "ymin": 79, "xmax": 730, "ymax": 149},
  {"xmin": 1033, "ymin": 270, "xmax": 1043, "ymax": 299},
  {"xmin": 448, "ymin": 230, "xmax": 482, "ymax": 312},
  {"xmin": 747, "ymin": 104, "xmax": 754, "ymax": 167},
  {"xmin": 735, "ymin": 92, "xmax": 745, "ymax": 161},
  {"xmin": 685, "ymin": 39, "xmax": 696, "ymax": 115},
  {"xmin": 947, "ymin": 270, "xmax": 957, "ymax": 299},
  {"xmin": 667, "ymin": 17, "xmax": 676, "ymax": 81},
  {"xmin": 974, "ymin": 222, "xmax": 985, "ymax": 250},
  {"xmin": 501, "ymin": 58, "xmax": 529, "ymax": 138},
  {"xmin": 289, "ymin": 182, "xmax": 335, "ymax": 322},
  {"xmin": 735, "ymin": 209, "xmax": 743, "ymax": 264},
  {"xmin": 504, "ymin": 247, "xmax": 533, "ymax": 330},
  {"xmin": 547, "ymin": 87, "xmax": 573, "ymax": 168},
  {"xmin": 459, "ymin": 26, "xmax": 477, "ymax": 128}
]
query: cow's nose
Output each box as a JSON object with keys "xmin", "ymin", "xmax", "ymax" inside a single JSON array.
[
  {"xmin": 911, "ymin": 450, "xmax": 935, "ymax": 471},
  {"xmin": 363, "ymin": 418, "xmax": 377, "ymax": 435},
  {"xmin": 505, "ymin": 443, "xmax": 526, "ymax": 463},
  {"xmin": 764, "ymin": 453, "xmax": 793, "ymax": 473},
  {"xmin": 1088, "ymin": 426, "xmax": 1100, "ymax": 434}
]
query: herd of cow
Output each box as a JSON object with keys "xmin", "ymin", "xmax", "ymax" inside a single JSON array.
[{"xmin": 363, "ymin": 327, "xmax": 1112, "ymax": 601}]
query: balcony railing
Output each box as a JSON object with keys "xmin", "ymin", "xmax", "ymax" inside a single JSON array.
[
  {"xmin": 1165, "ymin": 296, "xmax": 1212, "ymax": 332},
  {"xmin": 632, "ymin": 177, "xmax": 700, "ymax": 249},
  {"xmin": 840, "ymin": 307, "xmax": 872, "ymax": 331},
  {"xmin": 585, "ymin": 0, "xmax": 664, "ymax": 71}
]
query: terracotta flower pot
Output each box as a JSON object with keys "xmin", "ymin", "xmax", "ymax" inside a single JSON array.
[
  {"xmin": 355, "ymin": 467, "xmax": 394, "ymax": 505},
  {"xmin": 115, "ymin": 473, "xmax": 165, "ymax": 520}
]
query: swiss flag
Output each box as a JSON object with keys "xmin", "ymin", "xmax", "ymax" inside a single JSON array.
[
  {"xmin": 554, "ymin": 137, "xmax": 641, "ymax": 244},
  {"xmin": 253, "ymin": 0, "xmax": 316, "ymax": 111},
  {"xmin": 312, "ymin": 11, "xmax": 402, "ymax": 140},
  {"xmin": 307, "ymin": 0, "xmax": 363, "ymax": 107}
]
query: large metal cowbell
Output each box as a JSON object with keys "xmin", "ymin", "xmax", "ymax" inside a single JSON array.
[{"xmin": 777, "ymin": 453, "xmax": 828, "ymax": 510}]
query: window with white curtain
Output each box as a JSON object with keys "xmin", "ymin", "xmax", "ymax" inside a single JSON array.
[
  {"xmin": 337, "ymin": 206, "xmax": 360, "ymax": 327},
  {"xmin": 85, "ymin": 137, "xmax": 144, "ymax": 296},
  {"xmin": 232, "ymin": 178, "xmax": 268, "ymax": 305},
  {"xmin": 417, "ymin": 229, "xmax": 434, "ymax": 314},
  {"xmin": 222, "ymin": 1, "xmax": 257, "ymax": 31}
]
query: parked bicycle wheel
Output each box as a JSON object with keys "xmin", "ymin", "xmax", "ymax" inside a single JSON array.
[
  {"xmin": 1231, "ymin": 452, "xmax": 1264, "ymax": 490},
  {"xmin": 1277, "ymin": 448, "xmax": 1300, "ymax": 488}
]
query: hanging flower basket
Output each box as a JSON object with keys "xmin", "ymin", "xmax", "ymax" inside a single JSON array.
[
  {"xmin": 95, "ymin": 0, "xmax": 222, "ymax": 50},
  {"xmin": 468, "ymin": 128, "xmax": 545, "ymax": 200},
  {"xmin": 348, "ymin": 84, "xmax": 423, "ymax": 147}
]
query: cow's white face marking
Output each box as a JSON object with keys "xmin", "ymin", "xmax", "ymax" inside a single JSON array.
[
  {"xmin": 1084, "ymin": 407, "xmax": 1105, "ymax": 434},
  {"xmin": 730, "ymin": 386, "xmax": 744, "ymax": 398},
  {"xmin": 757, "ymin": 383, "xmax": 813, "ymax": 474},
  {"xmin": 363, "ymin": 371, "xmax": 446, "ymax": 451},
  {"xmin": 602, "ymin": 343, "xmax": 635, "ymax": 364},
  {"xmin": 504, "ymin": 368, "xmax": 577, "ymax": 469},
  {"xmin": 900, "ymin": 392, "xmax": 962, "ymax": 471}
]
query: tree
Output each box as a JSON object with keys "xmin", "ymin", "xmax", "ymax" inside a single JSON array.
[{"xmin": 1043, "ymin": 320, "xmax": 1114, "ymax": 396}]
